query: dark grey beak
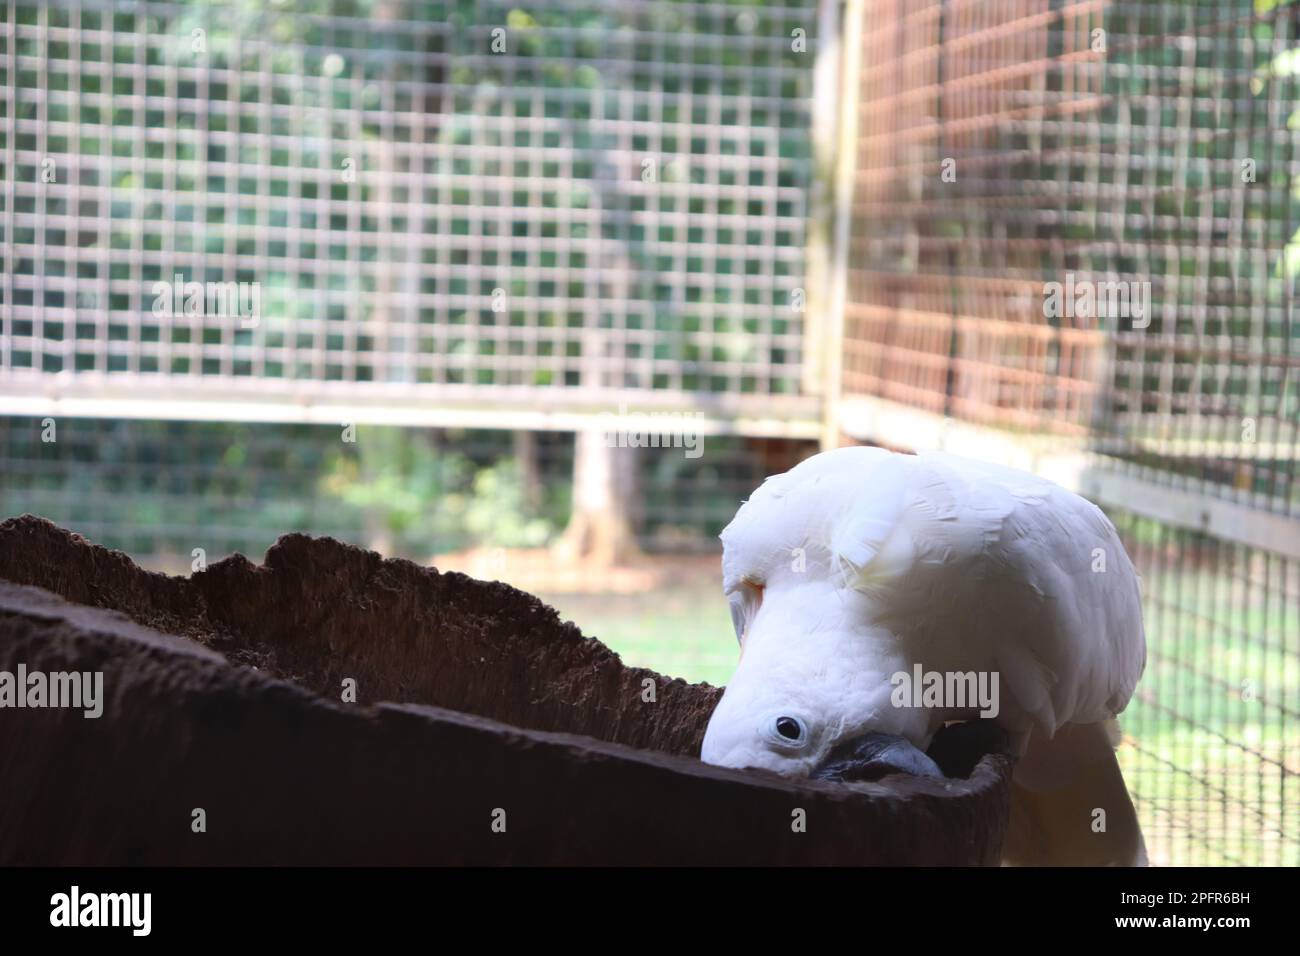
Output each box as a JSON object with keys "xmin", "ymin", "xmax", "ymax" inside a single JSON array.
[{"xmin": 811, "ymin": 732, "xmax": 945, "ymax": 782}]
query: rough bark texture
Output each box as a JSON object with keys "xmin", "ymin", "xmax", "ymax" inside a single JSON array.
[{"xmin": 0, "ymin": 515, "xmax": 1013, "ymax": 865}]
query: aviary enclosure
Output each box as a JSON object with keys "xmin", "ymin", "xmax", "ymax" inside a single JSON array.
[{"xmin": 0, "ymin": 0, "xmax": 1296, "ymax": 868}]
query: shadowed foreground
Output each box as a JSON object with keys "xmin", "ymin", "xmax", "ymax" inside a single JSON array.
[{"xmin": 0, "ymin": 516, "xmax": 1013, "ymax": 865}]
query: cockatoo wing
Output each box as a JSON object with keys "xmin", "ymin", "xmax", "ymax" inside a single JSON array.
[
  {"xmin": 717, "ymin": 447, "xmax": 1148, "ymax": 863},
  {"xmin": 720, "ymin": 447, "xmax": 1145, "ymax": 737},
  {"xmin": 843, "ymin": 450, "xmax": 1146, "ymax": 735}
]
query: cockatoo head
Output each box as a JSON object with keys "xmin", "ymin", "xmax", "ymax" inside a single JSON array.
[
  {"xmin": 700, "ymin": 448, "xmax": 942, "ymax": 780},
  {"xmin": 699, "ymin": 577, "xmax": 860, "ymax": 777},
  {"xmin": 700, "ymin": 573, "xmax": 940, "ymax": 779}
]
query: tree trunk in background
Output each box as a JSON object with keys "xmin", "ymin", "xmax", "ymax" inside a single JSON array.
[
  {"xmin": 513, "ymin": 429, "xmax": 541, "ymax": 511},
  {"xmin": 556, "ymin": 428, "xmax": 640, "ymax": 566}
]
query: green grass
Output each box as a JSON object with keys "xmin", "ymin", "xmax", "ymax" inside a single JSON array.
[{"xmin": 540, "ymin": 584, "xmax": 737, "ymax": 688}]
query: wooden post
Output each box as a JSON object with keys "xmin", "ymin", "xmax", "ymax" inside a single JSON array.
[{"xmin": 822, "ymin": 0, "xmax": 864, "ymax": 451}]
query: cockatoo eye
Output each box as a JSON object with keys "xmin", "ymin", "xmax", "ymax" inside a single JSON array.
[
  {"xmin": 764, "ymin": 715, "xmax": 808, "ymax": 747},
  {"xmin": 776, "ymin": 717, "xmax": 803, "ymax": 740}
]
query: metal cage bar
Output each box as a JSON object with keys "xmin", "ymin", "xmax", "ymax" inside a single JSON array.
[{"xmin": 0, "ymin": 0, "xmax": 823, "ymax": 429}]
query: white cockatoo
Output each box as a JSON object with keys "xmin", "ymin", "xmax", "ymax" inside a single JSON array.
[{"xmin": 701, "ymin": 446, "xmax": 1147, "ymax": 865}]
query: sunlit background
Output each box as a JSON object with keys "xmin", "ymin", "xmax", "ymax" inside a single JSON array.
[{"xmin": 2, "ymin": 0, "xmax": 1297, "ymax": 865}]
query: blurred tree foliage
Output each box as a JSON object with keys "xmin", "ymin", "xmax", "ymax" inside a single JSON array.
[
  {"xmin": 0, "ymin": 418, "xmax": 570, "ymax": 561},
  {"xmin": 319, "ymin": 426, "xmax": 568, "ymax": 554}
]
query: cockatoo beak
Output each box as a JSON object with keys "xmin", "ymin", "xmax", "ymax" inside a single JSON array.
[{"xmin": 811, "ymin": 732, "xmax": 944, "ymax": 782}]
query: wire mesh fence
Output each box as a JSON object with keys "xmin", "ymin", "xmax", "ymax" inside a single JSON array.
[
  {"xmin": 1111, "ymin": 507, "xmax": 1299, "ymax": 866},
  {"xmin": 844, "ymin": 0, "xmax": 1299, "ymax": 865},
  {"xmin": 1, "ymin": 0, "xmax": 819, "ymax": 420}
]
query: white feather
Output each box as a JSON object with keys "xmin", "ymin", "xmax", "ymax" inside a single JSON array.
[{"xmin": 717, "ymin": 447, "xmax": 1146, "ymax": 738}]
